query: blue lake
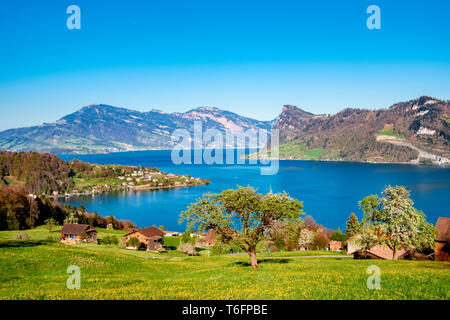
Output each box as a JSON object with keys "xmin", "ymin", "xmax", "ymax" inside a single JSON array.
[{"xmin": 59, "ymin": 150, "xmax": 450, "ymax": 232}]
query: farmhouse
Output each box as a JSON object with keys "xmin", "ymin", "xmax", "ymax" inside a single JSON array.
[
  {"xmin": 193, "ymin": 229, "xmax": 218, "ymax": 248},
  {"xmin": 60, "ymin": 223, "xmax": 98, "ymax": 244},
  {"xmin": 124, "ymin": 226, "xmax": 165, "ymax": 251},
  {"xmin": 328, "ymin": 240, "xmax": 342, "ymax": 251},
  {"xmin": 434, "ymin": 217, "xmax": 450, "ymax": 262},
  {"xmin": 346, "ymin": 233, "xmax": 408, "ymax": 260}
]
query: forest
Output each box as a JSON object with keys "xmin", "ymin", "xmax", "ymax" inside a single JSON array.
[
  {"xmin": 0, "ymin": 184, "xmax": 136, "ymax": 231},
  {"xmin": 0, "ymin": 150, "xmax": 158, "ymax": 195}
]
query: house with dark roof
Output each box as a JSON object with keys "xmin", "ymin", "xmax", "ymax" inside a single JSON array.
[
  {"xmin": 123, "ymin": 226, "xmax": 165, "ymax": 251},
  {"xmin": 60, "ymin": 223, "xmax": 98, "ymax": 244},
  {"xmin": 435, "ymin": 217, "xmax": 450, "ymax": 261}
]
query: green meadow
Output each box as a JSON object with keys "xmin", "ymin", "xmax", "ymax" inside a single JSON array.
[
  {"xmin": 377, "ymin": 128, "xmax": 405, "ymax": 139},
  {"xmin": 0, "ymin": 227, "xmax": 448, "ymax": 300},
  {"xmin": 277, "ymin": 140, "xmax": 331, "ymax": 160}
]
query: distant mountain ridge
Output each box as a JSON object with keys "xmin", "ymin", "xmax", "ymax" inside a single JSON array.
[
  {"xmin": 1, "ymin": 97, "xmax": 449, "ymax": 164},
  {"xmin": 273, "ymin": 96, "xmax": 450, "ymax": 164},
  {"xmin": 0, "ymin": 104, "xmax": 274, "ymax": 154}
]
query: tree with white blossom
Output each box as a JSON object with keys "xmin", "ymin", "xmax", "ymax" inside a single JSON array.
[
  {"xmin": 358, "ymin": 186, "xmax": 436, "ymax": 259},
  {"xmin": 298, "ymin": 228, "xmax": 314, "ymax": 250}
]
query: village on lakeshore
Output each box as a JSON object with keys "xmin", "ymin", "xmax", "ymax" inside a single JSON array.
[{"xmin": 60, "ymin": 167, "xmax": 209, "ymax": 197}]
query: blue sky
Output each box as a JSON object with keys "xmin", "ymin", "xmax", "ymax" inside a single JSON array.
[{"xmin": 0, "ymin": 0, "xmax": 449, "ymax": 130}]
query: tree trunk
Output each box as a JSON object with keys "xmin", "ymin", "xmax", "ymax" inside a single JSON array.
[
  {"xmin": 392, "ymin": 247, "xmax": 397, "ymax": 260},
  {"xmin": 248, "ymin": 250, "xmax": 258, "ymax": 269}
]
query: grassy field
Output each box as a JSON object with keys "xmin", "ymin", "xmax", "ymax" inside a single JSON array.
[
  {"xmin": 163, "ymin": 236, "xmax": 181, "ymax": 248},
  {"xmin": 73, "ymin": 177, "xmax": 124, "ymax": 191},
  {"xmin": 277, "ymin": 140, "xmax": 332, "ymax": 160},
  {"xmin": 0, "ymin": 225, "xmax": 128, "ymax": 241},
  {"xmin": 377, "ymin": 124, "xmax": 405, "ymax": 139},
  {"xmin": 0, "ymin": 234, "xmax": 448, "ymax": 300}
]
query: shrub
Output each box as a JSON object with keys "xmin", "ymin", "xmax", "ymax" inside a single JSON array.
[
  {"xmin": 13, "ymin": 232, "xmax": 30, "ymax": 240},
  {"xmin": 178, "ymin": 243, "xmax": 197, "ymax": 256},
  {"xmin": 181, "ymin": 231, "xmax": 194, "ymax": 244},
  {"xmin": 126, "ymin": 237, "xmax": 140, "ymax": 248},
  {"xmin": 210, "ymin": 239, "xmax": 243, "ymax": 255},
  {"xmin": 256, "ymin": 240, "xmax": 276, "ymax": 253},
  {"xmin": 46, "ymin": 234, "xmax": 60, "ymax": 242},
  {"xmin": 210, "ymin": 240, "xmax": 229, "ymax": 255},
  {"xmin": 102, "ymin": 235, "xmax": 119, "ymax": 245}
]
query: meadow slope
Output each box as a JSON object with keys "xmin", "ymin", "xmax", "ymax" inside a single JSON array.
[{"xmin": 0, "ymin": 236, "xmax": 448, "ymax": 300}]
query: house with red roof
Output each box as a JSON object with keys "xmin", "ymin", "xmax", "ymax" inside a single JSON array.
[{"xmin": 123, "ymin": 226, "xmax": 165, "ymax": 251}]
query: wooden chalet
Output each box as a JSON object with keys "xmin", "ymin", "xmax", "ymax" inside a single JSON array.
[
  {"xmin": 124, "ymin": 226, "xmax": 165, "ymax": 251},
  {"xmin": 60, "ymin": 223, "xmax": 98, "ymax": 244}
]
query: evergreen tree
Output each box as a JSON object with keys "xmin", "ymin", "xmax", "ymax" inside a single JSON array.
[{"xmin": 344, "ymin": 213, "xmax": 360, "ymax": 239}]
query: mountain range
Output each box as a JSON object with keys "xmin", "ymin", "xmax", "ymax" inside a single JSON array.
[
  {"xmin": 0, "ymin": 96, "xmax": 449, "ymax": 164},
  {"xmin": 0, "ymin": 105, "xmax": 273, "ymax": 154},
  {"xmin": 272, "ymin": 96, "xmax": 450, "ymax": 164}
]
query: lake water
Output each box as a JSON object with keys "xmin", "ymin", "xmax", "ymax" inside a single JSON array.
[{"xmin": 59, "ymin": 150, "xmax": 450, "ymax": 232}]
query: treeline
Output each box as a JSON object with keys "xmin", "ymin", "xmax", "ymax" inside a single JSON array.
[
  {"xmin": 63, "ymin": 203, "xmax": 136, "ymax": 230},
  {"xmin": 263, "ymin": 215, "xmax": 344, "ymax": 252},
  {"xmin": 0, "ymin": 185, "xmax": 136, "ymax": 231},
  {"xmin": 0, "ymin": 150, "xmax": 158, "ymax": 195},
  {"xmin": 0, "ymin": 150, "xmax": 74, "ymax": 194},
  {"xmin": 209, "ymin": 215, "xmax": 347, "ymax": 255}
]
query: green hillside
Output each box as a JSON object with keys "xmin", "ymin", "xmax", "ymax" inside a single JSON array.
[{"xmin": 0, "ymin": 232, "xmax": 448, "ymax": 300}]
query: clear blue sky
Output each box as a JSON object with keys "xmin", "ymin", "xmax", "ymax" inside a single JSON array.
[{"xmin": 0, "ymin": 0, "xmax": 449, "ymax": 130}]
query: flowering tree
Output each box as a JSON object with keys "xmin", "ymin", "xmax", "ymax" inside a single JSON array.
[
  {"xmin": 180, "ymin": 186, "xmax": 303, "ymax": 269},
  {"xmin": 359, "ymin": 186, "xmax": 436, "ymax": 259},
  {"xmin": 298, "ymin": 228, "xmax": 314, "ymax": 250}
]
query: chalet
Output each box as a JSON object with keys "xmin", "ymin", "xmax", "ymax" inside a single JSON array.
[
  {"xmin": 434, "ymin": 217, "xmax": 450, "ymax": 261},
  {"xmin": 124, "ymin": 226, "xmax": 165, "ymax": 251},
  {"xmin": 60, "ymin": 223, "xmax": 98, "ymax": 244},
  {"xmin": 346, "ymin": 233, "xmax": 408, "ymax": 260},
  {"xmin": 328, "ymin": 240, "xmax": 342, "ymax": 251}
]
